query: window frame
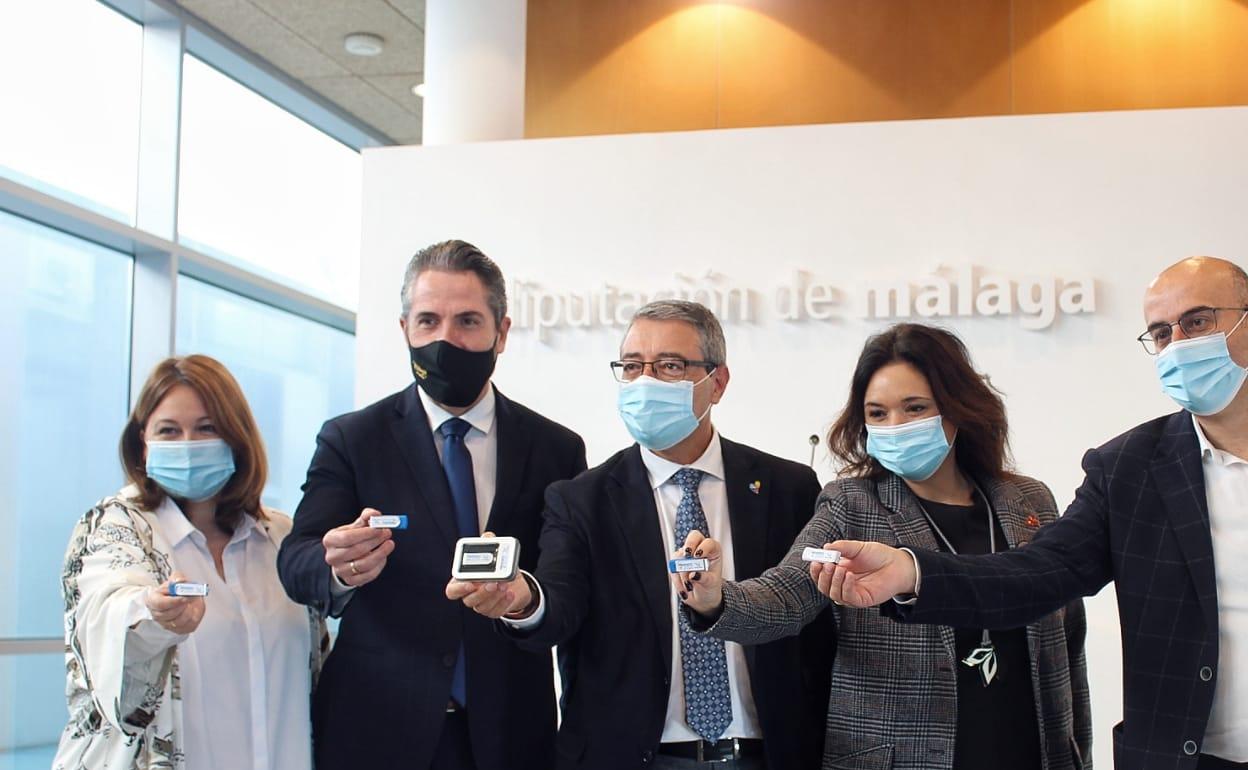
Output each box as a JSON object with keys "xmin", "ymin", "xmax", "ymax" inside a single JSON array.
[{"xmin": 0, "ymin": 0, "xmax": 376, "ymax": 659}]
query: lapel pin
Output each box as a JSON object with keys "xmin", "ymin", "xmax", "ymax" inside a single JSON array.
[
  {"xmin": 1025, "ymin": 514, "xmax": 1040, "ymax": 529},
  {"xmin": 748, "ymin": 480, "xmax": 761, "ymax": 495}
]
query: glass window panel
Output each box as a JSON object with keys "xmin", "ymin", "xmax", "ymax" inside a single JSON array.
[
  {"xmin": 0, "ymin": 210, "xmax": 132, "ymax": 639},
  {"xmin": 178, "ymin": 56, "xmax": 362, "ymax": 310},
  {"xmin": 0, "ymin": 653, "xmax": 66, "ymax": 767},
  {"xmin": 0, "ymin": 0, "xmax": 142, "ymax": 222},
  {"xmin": 175, "ymin": 277, "xmax": 355, "ymax": 513}
]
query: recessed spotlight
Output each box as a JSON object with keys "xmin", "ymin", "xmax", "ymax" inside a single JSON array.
[
  {"xmin": 412, "ymin": 82, "xmax": 426, "ymax": 98},
  {"xmin": 344, "ymin": 32, "xmax": 384, "ymax": 57}
]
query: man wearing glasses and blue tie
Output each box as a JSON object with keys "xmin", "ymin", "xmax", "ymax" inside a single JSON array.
[
  {"xmin": 447, "ymin": 299, "xmax": 833, "ymax": 770},
  {"xmin": 821, "ymin": 256, "xmax": 1248, "ymax": 770}
]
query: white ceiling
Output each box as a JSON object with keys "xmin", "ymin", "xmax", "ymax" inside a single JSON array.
[{"xmin": 175, "ymin": 0, "xmax": 425, "ymax": 144}]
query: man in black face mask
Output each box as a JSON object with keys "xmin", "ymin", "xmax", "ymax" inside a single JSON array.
[{"xmin": 277, "ymin": 239, "xmax": 587, "ymax": 770}]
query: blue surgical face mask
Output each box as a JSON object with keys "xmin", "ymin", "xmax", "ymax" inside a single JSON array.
[
  {"xmin": 145, "ymin": 439, "xmax": 236, "ymax": 501},
  {"xmin": 617, "ymin": 374, "xmax": 713, "ymax": 451},
  {"xmin": 865, "ymin": 415, "xmax": 954, "ymax": 482},
  {"xmin": 1155, "ymin": 316, "xmax": 1247, "ymax": 416}
]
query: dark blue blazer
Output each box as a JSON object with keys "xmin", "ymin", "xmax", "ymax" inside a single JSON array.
[
  {"xmin": 503, "ymin": 439, "xmax": 834, "ymax": 770},
  {"xmin": 277, "ymin": 384, "xmax": 586, "ymax": 770},
  {"xmin": 892, "ymin": 411, "xmax": 1219, "ymax": 770}
]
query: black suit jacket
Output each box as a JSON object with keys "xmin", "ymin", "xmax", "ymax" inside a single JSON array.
[
  {"xmin": 892, "ymin": 410, "xmax": 1221, "ymax": 770},
  {"xmin": 277, "ymin": 384, "xmax": 586, "ymax": 770},
  {"xmin": 504, "ymin": 437, "xmax": 833, "ymax": 770}
]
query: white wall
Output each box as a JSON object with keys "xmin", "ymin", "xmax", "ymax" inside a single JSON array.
[{"xmin": 359, "ymin": 106, "xmax": 1248, "ymax": 770}]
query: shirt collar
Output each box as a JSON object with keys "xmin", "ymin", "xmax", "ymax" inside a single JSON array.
[
  {"xmin": 153, "ymin": 493, "xmax": 265, "ymax": 547},
  {"xmin": 419, "ymin": 384, "xmax": 496, "ymax": 437},
  {"xmin": 1191, "ymin": 414, "xmax": 1247, "ymax": 467},
  {"xmin": 638, "ymin": 430, "xmax": 725, "ymax": 490},
  {"xmin": 154, "ymin": 494, "xmax": 198, "ymax": 547}
]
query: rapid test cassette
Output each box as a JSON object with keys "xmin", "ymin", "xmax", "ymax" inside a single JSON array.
[
  {"xmin": 168, "ymin": 582, "xmax": 209, "ymax": 597},
  {"xmin": 368, "ymin": 515, "xmax": 408, "ymax": 529},
  {"xmin": 667, "ymin": 558, "xmax": 709, "ymax": 574},
  {"xmin": 801, "ymin": 547, "xmax": 842, "ymax": 564}
]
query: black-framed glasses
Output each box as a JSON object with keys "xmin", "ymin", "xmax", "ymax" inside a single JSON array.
[
  {"xmin": 1137, "ymin": 306, "xmax": 1248, "ymax": 355},
  {"xmin": 609, "ymin": 358, "xmax": 718, "ymax": 383}
]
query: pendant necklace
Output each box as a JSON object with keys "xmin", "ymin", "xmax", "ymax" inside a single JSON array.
[{"xmin": 914, "ymin": 483, "xmax": 1000, "ymax": 687}]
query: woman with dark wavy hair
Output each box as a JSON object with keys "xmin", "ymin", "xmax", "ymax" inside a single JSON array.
[
  {"xmin": 674, "ymin": 323, "xmax": 1093, "ymax": 770},
  {"xmin": 54, "ymin": 354, "xmax": 327, "ymax": 770}
]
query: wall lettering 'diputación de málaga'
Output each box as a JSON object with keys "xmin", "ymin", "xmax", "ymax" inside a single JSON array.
[{"xmin": 509, "ymin": 264, "xmax": 1095, "ymax": 340}]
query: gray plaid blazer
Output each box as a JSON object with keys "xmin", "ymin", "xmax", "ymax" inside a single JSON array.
[{"xmin": 696, "ymin": 472, "xmax": 1092, "ymax": 770}]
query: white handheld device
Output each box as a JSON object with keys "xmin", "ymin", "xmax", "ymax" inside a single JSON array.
[
  {"xmin": 168, "ymin": 582, "xmax": 209, "ymax": 597},
  {"xmin": 668, "ymin": 558, "xmax": 709, "ymax": 573},
  {"xmin": 801, "ymin": 547, "xmax": 842, "ymax": 564},
  {"xmin": 451, "ymin": 536, "xmax": 520, "ymax": 582}
]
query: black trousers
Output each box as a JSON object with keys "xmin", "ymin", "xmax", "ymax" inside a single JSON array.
[
  {"xmin": 1198, "ymin": 754, "xmax": 1248, "ymax": 770},
  {"xmin": 431, "ymin": 711, "xmax": 477, "ymax": 770}
]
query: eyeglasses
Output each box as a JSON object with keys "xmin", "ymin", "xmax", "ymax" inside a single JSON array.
[
  {"xmin": 609, "ymin": 358, "xmax": 718, "ymax": 383},
  {"xmin": 1137, "ymin": 306, "xmax": 1248, "ymax": 355}
]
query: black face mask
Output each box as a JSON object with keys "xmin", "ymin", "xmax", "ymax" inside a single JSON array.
[{"xmin": 409, "ymin": 338, "xmax": 498, "ymax": 408}]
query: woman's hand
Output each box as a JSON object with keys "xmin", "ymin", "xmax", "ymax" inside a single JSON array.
[
  {"xmin": 670, "ymin": 530, "xmax": 724, "ymax": 618},
  {"xmin": 145, "ymin": 571, "xmax": 207, "ymax": 634}
]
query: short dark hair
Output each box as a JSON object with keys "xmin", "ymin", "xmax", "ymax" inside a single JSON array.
[
  {"xmin": 827, "ymin": 323, "xmax": 1013, "ymax": 481},
  {"xmin": 400, "ymin": 240, "xmax": 507, "ymax": 325},
  {"xmin": 120, "ymin": 355, "xmax": 268, "ymax": 532}
]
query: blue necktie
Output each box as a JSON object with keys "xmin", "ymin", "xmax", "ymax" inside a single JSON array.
[
  {"xmin": 672, "ymin": 467, "xmax": 733, "ymax": 742},
  {"xmin": 440, "ymin": 417, "xmax": 478, "ymax": 707}
]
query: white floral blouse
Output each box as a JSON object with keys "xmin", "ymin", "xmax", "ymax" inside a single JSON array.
[{"xmin": 53, "ymin": 487, "xmax": 328, "ymax": 770}]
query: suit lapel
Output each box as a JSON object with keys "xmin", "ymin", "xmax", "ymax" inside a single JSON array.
[
  {"xmin": 983, "ymin": 476, "xmax": 1047, "ymax": 694},
  {"xmin": 389, "ymin": 384, "xmax": 458, "ymax": 549},
  {"xmin": 721, "ymin": 439, "xmax": 770, "ymax": 582},
  {"xmin": 875, "ymin": 473, "xmax": 956, "ymax": 660},
  {"xmin": 981, "ymin": 477, "xmax": 1033, "ymax": 550},
  {"xmin": 1151, "ymin": 412, "xmax": 1218, "ymax": 633},
  {"xmin": 485, "ymin": 388, "xmax": 531, "ymax": 534},
  {"xmin": 607, "ymin": 447, "xmax": 675, "ymax": 676}
]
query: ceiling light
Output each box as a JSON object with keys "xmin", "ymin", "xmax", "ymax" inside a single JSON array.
[
  {"xmin": 344, "ymin": 33, "xmax": 384, "ymax": 57},
  {"xmin": 412, "ymin": 83, "xmax": 426, "ymax": 98}
]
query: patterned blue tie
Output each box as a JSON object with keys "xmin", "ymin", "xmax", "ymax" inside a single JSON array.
[
  {"xmin": 440, "ymin": 417, "xmax": 478, "ymax": 707},
  {"xmin": 672, "ymin": 467, "xmax": 733, "ymax": 742}
]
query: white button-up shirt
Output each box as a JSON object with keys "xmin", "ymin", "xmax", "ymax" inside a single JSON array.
[
  {"xmin": 1194, "ymin": 415, "xmax": 1248, "ymax": 762},
  {"xmin": 640, "ymin": 432, "xmax": 763, "ymax": 742},
  {"xmin": 141, "ymin": 498, "xmax": 313, "ymax": 770}
]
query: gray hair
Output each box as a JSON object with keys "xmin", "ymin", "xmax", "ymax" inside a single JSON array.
[
  {"xmin": 400, "ymin": 240, "xmax": 507, "ymax": 325},
  {"xmin": 627, "ymin": 300, "xmax": 727, "ymax": 365}
]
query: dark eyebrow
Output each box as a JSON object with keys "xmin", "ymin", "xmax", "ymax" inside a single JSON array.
[
  {"xmin": 1148, "ymin": 305, "xmax": 1216, "ymax": 331},
  {"xmin": 864, "ymin": 397, "xmax": 931, "ymax": 407}
]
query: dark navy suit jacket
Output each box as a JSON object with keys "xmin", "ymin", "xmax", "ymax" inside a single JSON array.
[
  {"xmin": 891, "ymin": 411, "xmax": 1221, "ymax": 770},
  {"xmin": 503, "ymin": 438, "xmax": 834, "ymax": 770},
  {"xmin": 277, "ymin": 384, "xmax": 586, "ymax": 770}
]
